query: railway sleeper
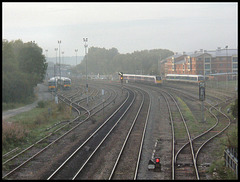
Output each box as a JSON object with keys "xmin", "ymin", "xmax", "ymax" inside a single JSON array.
[{"xmin": 176, "ymin": 163, "xmax": 193, "ymax": 167}]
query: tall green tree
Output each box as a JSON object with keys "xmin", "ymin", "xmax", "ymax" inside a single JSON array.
[
  {"xmin": 75, "ymin": 47, "xmax": 173, "ymax": 76},
  {"xmin": 2, "ymin": 39, "xmax": 48, "ymax": 103}
]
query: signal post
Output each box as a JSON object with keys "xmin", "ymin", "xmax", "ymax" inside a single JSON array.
[
  {"xmin": 119, "ymin": 72, "xmax": 123, "ymax": 94},
  {"xmin": 199, "ymin": 81, "xmax": 206, "ymax": 123}
]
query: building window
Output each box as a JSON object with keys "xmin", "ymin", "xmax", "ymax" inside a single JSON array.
[
  {"xmin": 232, "ymin": 57, "xmax": 238, "ymax": 62},
  {"xmin": 205, "ymin": 64, "xmax": 211, "ymax": 69},
  {"xmin": 197, "ymin": 58, "xmax": 202, "ymax": 61},
  {"xmin": 233, "ymin": 63, "xmax": 238, "ymax": 69},
  {"xmin": 205, "ymin": 58, "xmax": 211, "ymax": 63}
]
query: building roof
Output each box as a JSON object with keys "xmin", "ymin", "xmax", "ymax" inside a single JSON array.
[
  {"xmin": 206, "ymin": 49, "xmax": 238, "ymax": 57},
  {"xmin": 175, "ymin": 59, "xmax": 185, "ymax": 64},
  {"xmin": 188, "ymin": 52, "xmax": 211, "ymax": 57},
  {"xmin": 162, "ymin": 49, "xmax": 238, "ymax": 62},
  {"xmin": 165, "ymin": 53, "xmax": 185, "ymax": 59}
]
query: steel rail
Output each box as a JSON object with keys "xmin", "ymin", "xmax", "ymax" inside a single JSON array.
[
  {"xmin": 2, "ymin": 85, "xmax": 116, "ymax": 179},
  {"xmin": 47, "ymin": 88, "xmax": 132, "ymax": 180},
  {"xmin": 134, "ymin": 89, "xmax": 151, "ymax": 180},
  {"xmin": 108, "ymin": 89, "xmax": 143, "ymax": 179},
  {"xmin": 160, "ymin": 91, "xmax": 175, "ymax": 180},
  {"xmin": 160, "ymin": 89, "xmax": 200, "ymax": 180}
]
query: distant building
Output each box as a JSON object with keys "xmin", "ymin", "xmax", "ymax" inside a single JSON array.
[{"xmin": 160, "ymin": 48, "xmax": 238, "ymax": 81}]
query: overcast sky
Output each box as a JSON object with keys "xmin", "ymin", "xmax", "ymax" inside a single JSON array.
[{"xmin": 2, "ymin": 2, "xmax": 238, "ymax": 57}]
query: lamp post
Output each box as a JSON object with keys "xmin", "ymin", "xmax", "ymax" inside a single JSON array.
[
  {"xmin": 58, "ymin": 40, "xmax": 61, "ymax": 88},
  {"xmin": 75, "ymin": 49, "xmax": 78, "ymax": 66},
  {"xmin": 62, "ymin": 51, "xmax": 64, "ymax": 65},
  {"xmin": 226, "ymin": 45, "xmax": 228, "ymax": 90},
  {"xmin": 83, "ymin": 38, "xmax": 88, "ymax": 106},
  {"xmin": 54, "ymin": 48, "xmax": 58, "ymax": 77},
  {"xmin": 62, "ymin": 51, "xmax": 64, "ymax": 76}
]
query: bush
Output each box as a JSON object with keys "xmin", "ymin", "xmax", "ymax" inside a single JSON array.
[
  {"xmin": 57, "ymin": 103, "xmax": 65, "ymax": 111},
  {"xmin": 209, "ymin": 158, "xmax": 236, "ymax": 180},
  {"xmin": 2, "ymin": 121, "xmax": 28, "ymax": 151},
  {"xmin": 37, "ymin": 100, "xmax": 46, "ymax": 108},
  {"xmin": 230, "ymin": 99, "xmax": 238, "ymax": 118}
]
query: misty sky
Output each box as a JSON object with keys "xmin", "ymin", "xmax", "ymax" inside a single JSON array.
[{"xmin": 2, "ymin": 2, "xmax": 238, "ymax": 57}]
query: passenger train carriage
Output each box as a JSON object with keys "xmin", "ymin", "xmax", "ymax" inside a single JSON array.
[
  {"xmin": 122, "ymin": 74, "xmax": 162, "ymax": 86},
  {"xmin": 58, "ymin": 77, "xmax": 71, "ymax": 90},
  {"xmin": 48, "ymin": 77, "xmax": 57, "ymax": 92},
  {"xmin": 48, "ymin": 76, "xmax": 71, "ymax": 91},
  {"xmin": 165, "ymin": 74, "xmax": 205, "ymax": 83}
]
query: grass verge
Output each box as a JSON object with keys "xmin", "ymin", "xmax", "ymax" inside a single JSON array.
[{"xmin": 2, "ymin": 100, "xmax": 73, "ymax": 154}]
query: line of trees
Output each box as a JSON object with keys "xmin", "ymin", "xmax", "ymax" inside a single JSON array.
[
  {"xmin": 2, "ymin": 39, "xmax": 48, "ymax": 103},
  {"xmin": 72, "ymin": 47, "xmax": 174, "ymax": 76}
]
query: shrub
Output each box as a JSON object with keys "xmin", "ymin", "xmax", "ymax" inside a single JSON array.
[
  {"xmin": 2, "ymin": 121, "xmax": 28, "ymax": 150},
  {"xmin": 57, "ymin": 103, "xmax": 65, "ymax": 111},
  {"xmin": 37, "ymin": 100, "xmax": 46, "ymax": 108},
  {"xmin": 230, "ymin": 99, "xmax": 238, "ymax": 118}
]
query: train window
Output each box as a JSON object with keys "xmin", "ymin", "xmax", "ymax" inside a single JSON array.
[
  {"xmin": 156, "ymin": 76, "xmax": 161, "ymax": 80},
  {"xmin": 198, "ymin": 77, "xmax": 204, "ymax": 81},
  {"xmin": 49, "ymin": 82, "xmax": 56, "ymax": 86},
  {"xmin": 64, "ymin": 80, "xmax": 71, "ymax": 84}
]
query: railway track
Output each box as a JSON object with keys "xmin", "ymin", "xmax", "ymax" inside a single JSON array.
[
  {"xmin": 127, "ymin": 82, "xmax": 234, "ymax": 180},
  {"xmin": 159, "ymin": 89, "xmax": 199, "ymax": 180},
  {"xmin": 2, "ymin": 80, "xmax": 235, "ymax": 180},
  {"xmin": 108, "ymin": 87, "xmax": 151, "ymax": 180},
  {"xmin": 2, "ymin": 83, "xmax": 123, "ymax": 180},
  {"xmin": 158, "ymin": 85, "xmax": 232, "ymax": 180},
  {"xmin": 47, "ymin": 87, "xmax": 135, "ymax": 179}
]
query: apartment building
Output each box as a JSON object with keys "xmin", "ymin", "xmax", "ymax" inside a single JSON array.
[{"xmin": 161, "ymin": 48, "xmax": 238, "ymax": 80}]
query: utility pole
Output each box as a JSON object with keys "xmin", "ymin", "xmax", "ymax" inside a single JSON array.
[
  {"xmin": 199, "ymin": 81, "xmax": 206, "ymax": 123},
  {"xmin": 54, "ymin": 48, "xmax": 58, "ymax": 77},
  {"xmin": 58, "ymin": 40, "xmax": 61, "ymax": 89},
  {"xmin": 75, "ymin": 49, "xmax": 78, "ymax": 66},
  {"xmin": 83, "ymin": 38, "xmax": 88, "ymax": 106}
]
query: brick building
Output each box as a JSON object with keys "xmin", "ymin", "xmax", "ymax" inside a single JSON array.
[{"xmin": 160, "ymin": 48, "xmax": 238, "ymax": 80}]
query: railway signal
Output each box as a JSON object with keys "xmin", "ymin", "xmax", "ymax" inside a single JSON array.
[
  {"xmin": 148, "ymin": 159, "xmax": 155, "ymax": 170},
  {"xmin": 120, "ymin": 75, "xmax": 123, "ymax": 83},
  {"xmin": 118, "ymin": 72, "xmax": 123, "ymax": 83},
  {"xmin": 118, "ymin": 72, "xmax": 123, "ymax": 93},
  {"xmin": 199, "ymin": 81, "xmax": 206, "ymax": 122},
  {"xmin": 154, "ymin": 157, "xmax": 161, "ymax": 172},
  {"xmin": 199, "ymin": 81, "xmax": 205, "ymax": 101}
]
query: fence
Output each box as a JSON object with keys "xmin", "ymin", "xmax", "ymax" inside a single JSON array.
[{"xmin": 224, "ymin": 147, "xmax": 238, "ymax": 178}]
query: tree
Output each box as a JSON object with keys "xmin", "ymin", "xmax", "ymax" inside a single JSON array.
[
  {"xmin": 230, "ymin": 99, "xmax": 238, "ymax": 118},
  {"xmin": 2, "ymin": 39, "xmax": 48, "ymax": 103},
  {"xmin": 74, "ymin": 46, "xmax": 174, "ymax": 76},
  {"xmin": 18, "ymin": 41, "xmax": 47, "ymax": 85}
]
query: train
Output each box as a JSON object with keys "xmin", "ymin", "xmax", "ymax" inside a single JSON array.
[
  {"xmin": 58, "ymin": 77, "xmax": 71, "ymax": 90},
  {"xmin": 165, "ymin": 74, "xmax": 205, "ymax": 83},
  {"xmin": 48, "ymin": 76, "xmax": 71, "ymax": 91},
  {"xmin": 48, "ymin": 77, "xmax": 57, "ymax": 92},
  {"xmin": 122, "ymin": 74, "xmax": 162, "ymax": 86}
]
